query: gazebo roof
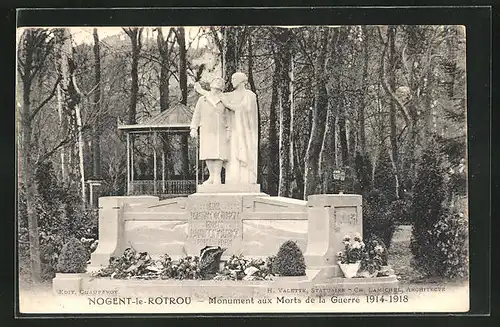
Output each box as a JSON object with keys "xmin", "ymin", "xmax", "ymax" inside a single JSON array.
[{"xmin": 118, "ymin": 103, "xmax": 193, "ymax": 133}]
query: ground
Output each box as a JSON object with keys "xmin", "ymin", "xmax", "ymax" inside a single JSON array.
[{"xmin": 18, "ymin": 224, "xmax": 468, "ymax": 313}]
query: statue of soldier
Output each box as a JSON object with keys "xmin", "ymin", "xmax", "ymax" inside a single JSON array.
[{"xmin": 190, "ymin": 77, "xmax": 229, "ymax": 185}]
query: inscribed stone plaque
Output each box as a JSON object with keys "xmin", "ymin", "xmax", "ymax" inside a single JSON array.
[
  {"xmin": 332, "ymin": 206, "xmax": 361, "ymax": 235},
  {"xmin": 188, "ymin": 196, "xmax": 242, "ymax": 248}
]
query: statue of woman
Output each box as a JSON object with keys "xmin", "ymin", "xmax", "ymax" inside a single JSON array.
[{"xmin": 194, "ymin": 72, "xmax": 258, "ymax": 185}]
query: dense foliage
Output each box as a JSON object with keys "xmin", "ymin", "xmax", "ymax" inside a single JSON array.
[
  {"xmin": 18, "ymin": 162, "xmax": 98, "ymax": 281},
  {"xmin": 409, "ymin": 143, "xmax": 468, "ymax": 278},
  {"xmin": 56, "ymin": 237, "xmax": 89, "ymax": 273},
  {"xmin": 273, "ymin": 240, "xmax": 306, "ymax": 276},
  {"xmin": 362, "ymin": 189, "xmax": 398, "ymax": 248}
]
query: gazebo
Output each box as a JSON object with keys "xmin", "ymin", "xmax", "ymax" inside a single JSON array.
[{"xmin": 118, "ymin": 104, "xmax": 201, "ymax": 197}]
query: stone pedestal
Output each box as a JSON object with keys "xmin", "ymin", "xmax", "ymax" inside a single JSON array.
[
  {"xmin": 196, "ymin": 183, "xmax": 261, "ymax": 194},
  {"xmin": 88, "ymin": 196, "xmax": 159, "ymax": 271},
  {"xmin": 186, "ymin": 188, "xmax": 268, "ymax": 257},
  {"xmin": 304, "ymin": 194, "xmax": 362, "ymax": 280}
]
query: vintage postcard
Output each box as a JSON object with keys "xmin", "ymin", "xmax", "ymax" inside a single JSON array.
[{"xmin": 17, "ymin": 22, "xmax": 471, "ymax": 314}]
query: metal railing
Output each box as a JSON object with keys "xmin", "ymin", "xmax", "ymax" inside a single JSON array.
[{"xmin": 129, "ymin": 179, "xmax": 196, "ymax": 196}]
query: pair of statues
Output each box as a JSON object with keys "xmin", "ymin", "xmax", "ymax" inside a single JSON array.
[{"xmin": 190, "ymin": 72, "xmax": 258, "ymax": 185}]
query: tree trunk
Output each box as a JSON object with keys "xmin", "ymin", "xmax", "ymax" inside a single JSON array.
[
  {"xmin": 124, "ymin": 28, "xmax": 142, "ymax": 124},
  {"xmin": 275, "ymin": 28, "xmax": 293, "ymax": 197},
  {"xmin": 304, "ymin": 27, "xmax": 330, "ymax": 199},
  {"xmin": 56, "ymin": 82, "xmax": 68, "ymax": 184},
  {"xmin": 57, "ymin": 28, "xmax": 85, "ymax": 203},
  {"xmin": 388, "ymin": 26, "xmax": 399, "ymax": 184},
  {"xmin": 359, "ymin": 26, "xmax": 369, "ymax": 155},
  {"xmin": 157, "ymin": 28, "xmax": 171, "ymax": 112},
  {"xmin": 176, "ymin": 27, "xmax": 189, "ymax": 177},
  {"xmin": 338, "ymin": 102, "xmax": 349, "ymax": 167},
  {"xmin": 223, "ymin": 28, "xmax": 238, "ymax": 90},
  {"xmin": 267, "ymin": 54, "xmax": 280, "ymax": 196},
  {"xmin": 22, "ymin": 81, "xmax": 42, "ymax": 283},
  {"xmin": 92, "ymin": 28, "xmax": 102, "ymax": 179},
  {"xmin": 18, "ymin": 30, "xmax": 40, "ymax": 282}
]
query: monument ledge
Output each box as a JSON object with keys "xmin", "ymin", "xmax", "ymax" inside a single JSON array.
[{"xmin": 196, "ymin": 183, "xmax": 262, "ymax": 194}]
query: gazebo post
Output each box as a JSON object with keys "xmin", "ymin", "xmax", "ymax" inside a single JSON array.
[
  {"xmin": 153, "ymin": 131, "xmax": 157, "ymax": 194},
  {"xmin": 126, "ymin": 132, "xmax": 130, "ymax": 195},
  {"xmin": 162, "ymin": 133, "xmax": 166, "ymax": 194},
  {"xmin": 131, "ymin": 133, "xmax": 135, "ymax": 184}
]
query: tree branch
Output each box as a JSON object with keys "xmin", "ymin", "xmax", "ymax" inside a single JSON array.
[
  {"xmin": 210, "ymin": 27, "xmax": 223, "ymax": 54},
  {"xmin": 296, "ymin": 32, "xmax": 315, "ymax": 68},
  {"xmin": 29, "ymin": 76, "xmax": 62, "ymax": 122},
  {"xmin": 379, "ymin": 32, "xmax": 411, "ymax": 126},
  {"xmin": 35, "ymin": 133, "xmax": 77, "ymax": 165}
]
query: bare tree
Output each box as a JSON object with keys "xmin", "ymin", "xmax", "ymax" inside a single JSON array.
[
  {"xmin": 266, "ymin": 48, "xmax": 280, "ymax": 196},
  {"xmin": 17, "ymin": 28, "xmax": 60, "ymax": 282},
  {"xmin": 54, "ymin": 28, "xmax": 86, "ymax": 204},
  {"xmin": 174, "ymin": 27, "xmax": 189, "ymax": 177},
  {"xmin": 123, "ymin": 28, "xmax": 143, "ymax": 124},
  {"xmin": 303, "ymin": 27, "xmax": 330, "ymax": 198},
  {"xmin": 274, "ymin": 28, "xmax": 294, "ymax": 198},
  {"xmin": 92, "ymin": 28, "xmax": 102, "ymax": 179},
  {"xmin": 156, "ymin": 28, "xmax": 175, "ymax": 112}
]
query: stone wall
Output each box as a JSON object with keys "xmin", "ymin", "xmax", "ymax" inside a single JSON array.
[{"xmin": 89, "ymin": 193, "xmax": 362, "ymax": 279}]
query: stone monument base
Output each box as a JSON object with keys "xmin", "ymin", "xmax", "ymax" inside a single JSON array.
[
  {"xmin": 69, "ymin": 272, "xmax": 399, "ymax": 298},
  {"xmin": 187, "ymin": 190, "xmax": 268, "ymax": 257},
  {"xmin": 196, "ymin": 183, "xmax": 261, "ymax": 193}
]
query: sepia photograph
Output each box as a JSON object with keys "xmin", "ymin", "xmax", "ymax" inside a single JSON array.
[{"xmin": 16, "ymin": 22, "xmax": 471, "ymax": 314}]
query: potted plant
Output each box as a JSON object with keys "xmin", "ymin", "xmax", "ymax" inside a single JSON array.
[
  {"xmin": 52, "ymin": 237, "xmax": 90, "ymax": 294},
  {"xmin": 273, "ymin": 240, "xmax": 307, "ymax": 281},
  {"xmin": 337, "ymin": 233, "xmax": 365, "ymax": 278}
]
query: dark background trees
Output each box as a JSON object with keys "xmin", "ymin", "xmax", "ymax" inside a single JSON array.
[{"xmin": 17, "ymin": 25, "xmax": 467, "ymax": 282}]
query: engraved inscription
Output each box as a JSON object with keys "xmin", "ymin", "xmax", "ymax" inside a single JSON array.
[
  {"xmin": 334, "ymin": 207, "xmax": 358, "ymax": 226},
  {"xmin": 188, "ymin": 200, "xmax": 242, "ymax": 247}
]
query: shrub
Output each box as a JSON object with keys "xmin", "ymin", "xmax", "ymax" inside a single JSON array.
[
  {"xmin": 363, "ymin": 189, "xmax": 397, "ymax": 248},
  {"xmin": 388, "ymin": 198, "xmax": 413, "ymax": 225},
  {"xmin": 359, "ymin": 237, "xmax": 388, "ymax": 274},
  {"xmin": 266, "ymin": 255, "xmax": 278, "ymax": 275},
  {"xmin": 373, "ymin": 147, "xmax": 397, "ymax": 202},
  {"xmin": 431, "ymin": 209, "xmax": 468, "ymax": 279},
  {"xmin": 273, "ymin": 240, "xmax": 306, "ymax": 276},
  {"xmin": 354, "ymin": 151, "xmax": 373, "ymax": 195},
  {"xmin": 410, "ymin": 144, "xmax": 449, "ymax": 277},
  {"xmin": 56, "ymin": 237, "xmax": 89, "ymax": 273},
  {"xmin": 18, "ymin": 174, "xmax": 98, "ymax": 281}
]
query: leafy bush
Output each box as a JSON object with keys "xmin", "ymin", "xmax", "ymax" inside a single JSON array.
[
  {"xmin": 373, "ymin": 147, "xmax": 397, "ymax": 202},
  {"xmin": 266, "ymin": 255, "xmax": 278, "ymax": 275},
  {"xmin": 56, "ymin": 237, "xmax": 89, "ymax": 273},
  {"xmin": 410, "ymin": 144, "xmax": 451, "ymax": 278},
  {"xmin": 432, "ymin": 209, "xmax": 468, "ymax": 278},
  {"xmin": 354, "ymin": 151, "xmax": 373, "ymax": 195},
  {"xmin": 273, "ymin": 240, "xmax": 306, "ymax": 276},
  {"xmin": 18, "ymin": 162, "xmax": 99, "ymax": 281},
  {"xmin": 388, "ymin": 198, "xmax": 413, "ymax": 225},
  {"xmin": 363, "ymin": 189, "xmax": 397, "ymax": 248}
]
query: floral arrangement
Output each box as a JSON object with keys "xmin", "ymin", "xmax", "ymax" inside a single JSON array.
[
  {"xmin": 337, "ymin": 233, "xmax": 394, "ymax": 278},
  {"xmin": 359, "ymin": 238, "xmax": 387, "ymax": 276},
  {"xmin": 93, "ymin": 248, "xmax": 203, "ymax": 280},
  {"xmin": 213, "ymin": 254, "xmax": 274, "ymax": 281},
  {"xmin": 337, "ymin": 233, "xmax": 365, "ymax": 264},
  {"xmin": 93, "ymin": 247, "xmax": 275, "ymax": 281}
]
